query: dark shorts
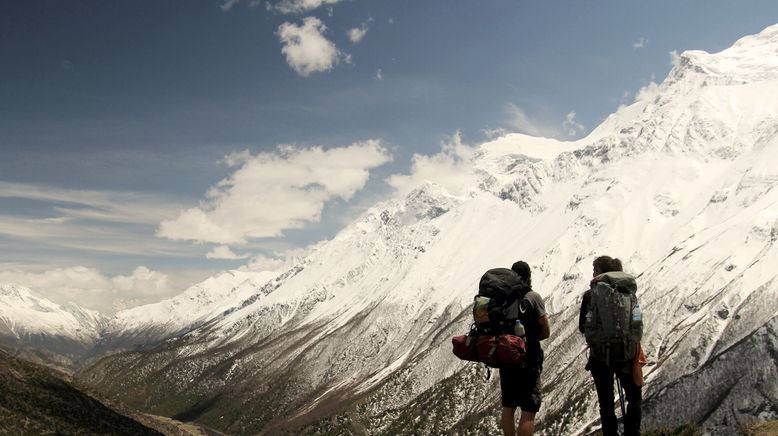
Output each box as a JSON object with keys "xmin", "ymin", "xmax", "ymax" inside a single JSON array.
[{"xmin": 499, "ymin": 365, "xmax": 542, "ymax": 412}]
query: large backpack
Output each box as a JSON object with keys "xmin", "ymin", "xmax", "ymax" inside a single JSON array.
[
  {"xmin": 473, "ymin": 268, "xmax": 529, "ymax": 335},
  {"xmin": 584, "ymin": 271, "xmax": 643, "ymax": 365},
  {"xmin": 452, "ymin": 268, "xmax": 529, "ymax": 369}
]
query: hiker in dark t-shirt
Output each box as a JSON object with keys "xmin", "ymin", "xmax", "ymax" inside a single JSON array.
[
  {"xmin": 499, "ymin": 261, "xmax": 551, "ymax": 436},
  {"xmin": 579, "ymin": 255, "xmax": 642, "ymax": 436}
]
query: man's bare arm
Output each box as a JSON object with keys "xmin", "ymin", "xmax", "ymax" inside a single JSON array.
[{"xmin": 538, "ymin": 315, "xmax": 551, "ymax": 340}]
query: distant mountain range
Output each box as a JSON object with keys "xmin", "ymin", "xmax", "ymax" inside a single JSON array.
[{"xmin": 3, "ymin": 23, "xmax": 778, "ymax": 436}]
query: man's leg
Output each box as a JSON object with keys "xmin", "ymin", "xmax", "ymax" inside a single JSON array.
[
  {"xmin": 590, "ymin": 361, "xmax": 618, "ymax": 436},
  {"xmin": 517, "ymin": 410, "xmax": 536, "ymax": 436},
  {"xmin": 501, "ymin": 407, "xmax": 517, "ymax": 436},
  {"xmin": 617, "ymin": 371, "xmax": 642, "ymax": 436}
]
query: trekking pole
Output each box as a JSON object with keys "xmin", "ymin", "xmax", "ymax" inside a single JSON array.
[{"xmin": 616, "ymin": 377, "xmax": 626, "ymax": 417}]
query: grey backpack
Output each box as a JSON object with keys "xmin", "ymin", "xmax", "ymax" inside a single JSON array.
[{"xmin": 584, "ymin": 271, "xmax": 643, "ymax": 365}]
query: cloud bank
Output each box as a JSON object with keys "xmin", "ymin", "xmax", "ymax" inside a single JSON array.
[
  {"xmin": 0, "ymin": 266, "xmax": 176, "ymax": 314},
  {"xmin": 158, "ymin": 140, "xmax": 392, "ymax": 245}
]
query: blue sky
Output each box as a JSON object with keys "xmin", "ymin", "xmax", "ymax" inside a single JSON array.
[{"xmin": 2, "ymin": 0, "xmax": 778, "ymax": 311}]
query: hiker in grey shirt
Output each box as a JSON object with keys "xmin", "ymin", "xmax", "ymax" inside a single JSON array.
[{"xmin": 499, "ymin": 261, "xmax": 551, "ymax": 436}]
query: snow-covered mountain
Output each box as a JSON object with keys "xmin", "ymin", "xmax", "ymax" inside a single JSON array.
[
  {"xmin": 15, "ymin": 23, "xmax": 778, "ymax": 435},
  {"xmin": 0, "ymin": 270, "xmax": 279, "ymax": 370},
  {"xmin": 0, "ymin": 284, "xmax": 107, "ymax": 371},
  {"xmin": 98, "ymin": 270, "xmax": 279, "ymax": 351}
]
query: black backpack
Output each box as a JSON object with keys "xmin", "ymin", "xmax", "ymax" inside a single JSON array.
[{"xmin": 473, "ymin": 268, "xmax": 529, "ymax": 335}]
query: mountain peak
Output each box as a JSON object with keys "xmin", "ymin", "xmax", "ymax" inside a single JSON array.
[{"xmin": 0, "ymin": 283, "xmax": 31, "ymax": 301}]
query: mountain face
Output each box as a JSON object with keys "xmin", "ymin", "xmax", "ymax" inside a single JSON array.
[
  {"xmin": 0, "ymin": 284, "xmax": 107, "ymax": 371},
  {"xmin": 8, "ymin": 23, "xmax": 778, "ymax": 435}
]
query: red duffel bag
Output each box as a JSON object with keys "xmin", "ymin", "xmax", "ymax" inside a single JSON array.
[
  {"xmin": 452, "ymin": 334, "xmax": 526, "ymax": 368},
  {"xmin": 452, "ymin": 335, "xmax": 479, "ymax": 362}
]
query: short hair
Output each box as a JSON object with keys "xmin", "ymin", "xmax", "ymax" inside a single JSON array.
[
  {"xmin": 593, "ymin": 255, "xmax": 623, "ymax": 274},
  {"xmin": 511, "ymin": 260, "xmax": 532, "ymax": 287}
]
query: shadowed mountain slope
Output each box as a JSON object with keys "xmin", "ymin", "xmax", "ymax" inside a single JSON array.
[{"xmin": 0, "ymin": 347, "xmax": 161, "ymax": 435}]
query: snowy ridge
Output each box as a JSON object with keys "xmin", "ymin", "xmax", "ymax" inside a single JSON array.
[
  {"xmin": 0, "ymin": 284, "xmax": 106, "ymax": 342},
  {"xmin": 103, "ymin": 270, "xmax": 278, "ymax": 339}
]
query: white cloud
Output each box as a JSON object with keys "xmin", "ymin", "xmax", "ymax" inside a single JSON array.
[
  {"xmin": 277, "ymin": 17, "xmax": 345, "ymax": 77},
  {"xmin": 562, "ymin": 111, "xmax": 585, "ymax": 136},
  {"xmin": 348, "ymin": 24, "xmax": 369, "ymax": 44},
  {"xmin": 633, "ymin": 37, "xmax": 649, "ymax": 49},
  {"xmin": 386, "ymin": 132, "xmax": 477, "ymax": 197},
  {"xmin": 206, "ymin": 245, "xmax": 250, "ymax": 260},
  {"xmin": 268, "ymin": 0, "xmax": 343, "ymax": 14},
  {"xmin": 158, "ymin": 140, "xmax": 392, "ymax": 245},
  {"xmin": 375, "ymin": 68, "xmax": 383, "ymax": 80},
  {"xmin": 0, "ymin": 266, "xmax": 177, "ymax": 314}
]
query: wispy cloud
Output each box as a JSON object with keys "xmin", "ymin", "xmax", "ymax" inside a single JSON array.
[
  {"xmin": 158, "ymin": 140, "xmax": 392, "ymax": 245},
  {"xmin": 267, "ymin": 0, "xmax": 344, "ymax": 14},
  {"xmin": 0, "ymin": 182, "xmax": 195, "ymax": 256},
  {"xmin": 505, "ymin": 104, "xmax": 588, "ymax": 139},
  {"xmin": 206, "ymin": 245, "xmax": 250, "ymax": 260},
  {"xmin": 562, "ymin": 111, "xmax": 585, "ymax": 136},
  {"xmin": 220, "ymin": 0, "xmax": 242, "ymax": 11},
  {"xmin": 277, "ymin": 17, "xmax": 346, "ymax": 77},
  {"xmin": 375, "ymin": 68, "xmax": 383, "ymax": 80},
  {"xmin": 0, "ymin": 214, "xmax": 195, "ymax": 257},
  {"xmin": 633, "ymin": 37, "xmax": 649, "ymax": 49},
  {"xmin": 506, "ymin": 103, "xmax": 560, "ymax": 138},
  {"xmin": 0, "ymin": 182, "xmax": 182, "ymax": 224}
]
